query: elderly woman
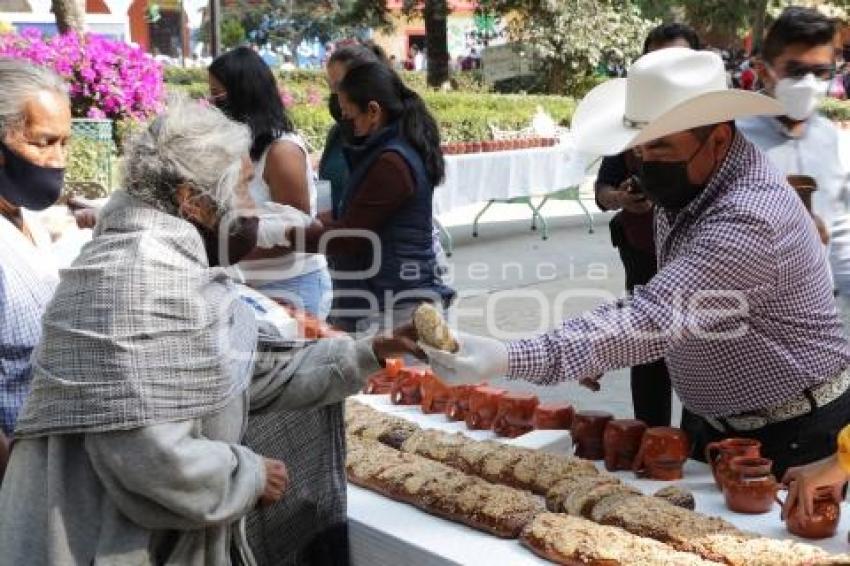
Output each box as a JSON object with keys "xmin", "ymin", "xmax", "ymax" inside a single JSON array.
[
  {"xmin": 0, "ymin": 98, "xmax": 412, "ymax": 565},
  {"xmin": 0, "ymin": 59, "xmax": 69, "ymax": 439}
]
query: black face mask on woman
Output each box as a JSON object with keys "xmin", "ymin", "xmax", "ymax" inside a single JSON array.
[
  {"xmin": 0, "ymin": 141, "xmax": 64, "ymax": 210},
  {"xmin": 638, "ymin": 132, "xmax": 715, "ymax": 211},
  {"xmin": 328, "ymin": 93, "xmax": 343, "ymax": 122},
  {"xmin": 194, "ymin": 215, "xmax": 259, "ymax": 267}
]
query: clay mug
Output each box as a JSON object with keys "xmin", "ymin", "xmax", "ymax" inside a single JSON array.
[
  {"xmin": 445, "ymin": 383, "xmax": 480, "ymax": 422},
  {"xmin": 570, "ymin": 410, "xmax": 614, "ymax": 460},
  {"xmin": 603, "ymin": 419, "xmax": 647, "ymax": 472},
  {"xmin": 533, "ymin": 403, "xmax": 575, "ymax": 430},
  {"xmin": 786, "ymin": 174, "xmax": 818, "ymax": 212},
  {"xmin": 419, "ymin": 370, "xmax": 451, "ymax": 414},
  {"xmin": 364, "ymin": 357, "xmax": 404, "ymax": 395},
  {"xmin": 465, "ymin": 385, "xmax": 506, "ymax": 430},
  {"xmin": 390, "ymin": 367, "xmax": 425, "ymax": 405},
  {"xmin": 723, "ymin": 456, "xmax": 778, "ymax": 514},
  {"xmin": 705, "ymin": 437, "xmax": 762, "ymax": 490},
  {"xmin": 492, "ymin": 393, "xmax": 539, "ymax": 438},
  {"xmin": 778, "ymin": 487, "xmax": 841, "ymax": 540},
  {"xmin": 632, "ymin": 426, "xmax": 689, "ymax": 480}
]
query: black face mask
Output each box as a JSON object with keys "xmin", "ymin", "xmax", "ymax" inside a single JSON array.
[
  {"xmin": 638, "ymin": 134, "xmax": 714, "ymax": 211},
  {"xmin": 0, "ymin": 142, "xmax": 64, "ymax": 210},
  {"xmin": 212, "ymin": 96, "xmax": 233, "ymax": 118},
  {"xmin": 328, "ymin": 93, "xmax": 343, "ymax": 122},
  {"xmin": 194, "ymin": 215, "xmax": 259, "ymax": 267}
]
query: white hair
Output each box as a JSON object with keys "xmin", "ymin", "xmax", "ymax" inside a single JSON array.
[
  {"xmin": 0, "ymin": 58, "xmax": 68, "ymax": 137},
  {"xmin": 122, "ymin": 96, "xmax": 252, "ymax": 216}
]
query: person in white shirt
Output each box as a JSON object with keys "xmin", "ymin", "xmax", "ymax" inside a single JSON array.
[
  {"xmin": 207, "ymin": 47, "xmax": 345, "ymax": 565},
  {"xmin": 737, "ymin": 7, "xmax": 850, "ymax": 326},
  {"xmin": 0, "ymin": 60, "xmax": 68, "ymax": 440}
]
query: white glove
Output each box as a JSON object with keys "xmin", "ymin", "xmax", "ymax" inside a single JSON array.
[
  {"xmin": 420, "ymin": 332, "xmax": 509, "ymax": 386},
  {"xmin": 255, "ymin": 203, "xmax": 313, "ymax": 249}
]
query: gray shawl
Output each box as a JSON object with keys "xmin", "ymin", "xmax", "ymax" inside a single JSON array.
[{"xmin": 15, "ymin": 190, "xmax": 257, "ymax": 437}]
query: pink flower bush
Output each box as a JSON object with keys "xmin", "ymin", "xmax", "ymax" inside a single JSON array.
[{"xmin": 0, "ymin": 28, "xmax": 164, "ymax": 121}]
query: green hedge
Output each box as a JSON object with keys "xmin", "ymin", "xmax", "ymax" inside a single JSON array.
[
  {"xmin": 820, "ymin": 98, "xmax": 850, "ymax": 122},
  {"xmin": 165, "ymin": 68, "xmax": 576, "ymax": 148}
]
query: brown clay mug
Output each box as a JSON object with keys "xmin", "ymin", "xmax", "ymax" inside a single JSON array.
[
  {"xmin": 786, "ymin": 174, "xmax": 818, "ymax": 212},
  {"xmin": 723, "ymin": 456, "xmax": 778, "ymax": 514},
  {"xmin": 571, "ymin": 410, "xmax": 614, "ymax": 460},
  {"xmin": 445, "ymin": 383, "xmax": 480, "ymax": 422},
  {"xmin": 419, "ymin": 370, "xmax": 451, "ymax": 414},
  {"xmin": 778, "ymin": 487, "xmax": 841, "ymax": 540},
  {"xmin": 533, "ymin": 403, "xmax": 575, "ymax": 430},
  {"xmin": 364, "ymin": 358, "xmax": 404, "ymax": 395},
  {"xmin": 466, "ymin": 385, "xmax": 506, "ymax": 430},
  {"xmin": 632, "ymin": 426, "xmax": 689, "ymax": 480},
  {"xmin": 705, "ymin": 437, "xmax": 762, "ymax": 490},
  {"xmin": 603, "ymin": 419, "xmax": 647, "ymax": 472},
  {"xmin": 492, "ymin": 393, "xmax": 539, "ymax": 438},
  {"xmin": 390, "ymin": 367, "xmax": 425, "ymax": 405}
]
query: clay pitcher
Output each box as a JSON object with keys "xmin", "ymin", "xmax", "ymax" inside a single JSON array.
[{"xmin": 705, "ymin": 437, "xmax": 762, "ymax": 490}]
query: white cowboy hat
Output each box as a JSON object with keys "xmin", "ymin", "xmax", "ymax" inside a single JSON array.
[{"xmin": 572, "ymin": 47, "xmax": 784, "ymax": 156}]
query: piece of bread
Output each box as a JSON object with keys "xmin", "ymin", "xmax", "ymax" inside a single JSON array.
[
  {"xmin": 596, "ymin": 496, "xmax": 740, "ymax": 560},
  {"xmin": 653, "ymin": 485, "xmax": 695, "ymax": 511},
  {"xmin": 520, "ymin": 513, "xmax": 723, "ymax": 566},
  {"xmin": 564, "ymin": 482, "xmax": 642, "ymax": 519},
  {"xmin": 692, "ymin": 532, "xmax": 838, "ymax": 566},
  {"xmin": 400, "ymin": 429, "xmax": 470, "ymax": 467},
  {"xmin": 546, "ymin": 474, "xmax": 621, "ymax": 513},
  {"xmin": 345, "ymin": 400, "xmax": 419, "ymax": 448},
  {"xmin": 347, "ymin": 436, "xmax": 543, "ymax": 538},
  {"xmin": 414, "ymin": 303, "xmax": 458, "ymax": 352},
  {"xmin": 588, "ymin": 490, "xmax": 644, "ymax": 524}
]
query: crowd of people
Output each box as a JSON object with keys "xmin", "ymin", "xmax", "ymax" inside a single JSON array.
[{"xmin": 1, "ymin": 5, "xmax": 850, "ymax": 566}]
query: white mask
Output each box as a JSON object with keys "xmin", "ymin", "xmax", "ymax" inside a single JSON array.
[{"xmin": 773, "ymin": 73, "xmax": 829, "ymax": 121}]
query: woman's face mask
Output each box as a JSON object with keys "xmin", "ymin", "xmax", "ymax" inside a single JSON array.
[
  {"xmin": 0, "ymin": 141, "xmax": 64, "ymax": 210},
  {"xmin": 195, "ymin": 214, "xmax": 259, "ymax": 267}
]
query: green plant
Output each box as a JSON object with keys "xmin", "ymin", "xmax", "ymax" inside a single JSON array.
[
  {"xmin": 820, "ymin": 99, "xmax": 850, "ymax": 122},
  {"xmin": 221, "ymin": 17, "xmax": 246, "ymax": 49}
]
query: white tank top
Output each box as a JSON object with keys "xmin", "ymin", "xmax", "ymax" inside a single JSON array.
[{"xmin": 238, "ymin": 132, "xmax": 327, "ymax": 285}]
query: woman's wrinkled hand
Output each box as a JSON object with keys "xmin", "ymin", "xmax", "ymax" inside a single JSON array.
[
  {"xmin": 372, "ymin": 323, "xmax": 425, "ymax": 363},
  {"xmin": 259, "ymin": 457, "xmax": 290, "ymax": 507}
]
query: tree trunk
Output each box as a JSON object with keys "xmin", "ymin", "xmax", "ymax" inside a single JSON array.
[
  {"xmin": 547, "ymin": 60, "xmax": 568, "ymax": 95},
  {"xmin": 750, "ymin": 0, "xmax": 769, "ymax": 54},
  {"xmin": 424, "ymin": 0, "xmax": 449, "ymax": 88},
  {"xmin": 51, "ymin": 0, "xmax": 85, "ymax": 34}
]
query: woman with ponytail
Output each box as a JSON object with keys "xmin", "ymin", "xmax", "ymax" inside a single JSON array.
[{"xmin": 299, "ymin": 62, "xmax": 454, "ymax": 332}]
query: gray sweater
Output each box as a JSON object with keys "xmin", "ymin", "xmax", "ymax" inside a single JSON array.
[{"xmin": 0, "ymin": 337, "xmax": 379, "ymax": 566}]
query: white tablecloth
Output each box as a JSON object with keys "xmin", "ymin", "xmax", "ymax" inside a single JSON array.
[
  {"xmin": 347, "ymin": 393, "xmax": 850, "ymax": 566},
  {"xmin": 433, "ymin": 142, "xmax": 590, "ymax": 216}
]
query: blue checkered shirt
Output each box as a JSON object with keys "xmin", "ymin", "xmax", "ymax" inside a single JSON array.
[
  {"xmin": 507, "ymin": 134, "xmax": 850, "ymax": 417},
  {"xmin": 1, "ymin": 225, "xmax": 57, "ymax": 436}
]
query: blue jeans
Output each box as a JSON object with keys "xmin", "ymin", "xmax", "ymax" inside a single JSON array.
[{"xmin": 256, "ymin": 267, "xmax": 333, "ymax": 321}]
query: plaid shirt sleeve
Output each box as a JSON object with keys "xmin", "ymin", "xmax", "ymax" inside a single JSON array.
[{"xmin": 506, "ymin": 208, "xmax": 779, "ymax": 384}]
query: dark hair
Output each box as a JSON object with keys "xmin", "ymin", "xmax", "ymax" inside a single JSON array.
[
  {"xmin": 328, "ymin": 43, "xmax": 385, "ymax": 71},
  {"xmin": 208, "ymin": 46, "xmax": 294, "ymax": 161},
  {"xmin": 762, "ymin": 7, "xmax": 836, "ymax": 63},
  {"xmin": 643, "ymin": 22, "xmax": 701, "ymax": 54},
  {"xmin": 340, "ymin": 62, "xmax": 444, "ymax": 186}
]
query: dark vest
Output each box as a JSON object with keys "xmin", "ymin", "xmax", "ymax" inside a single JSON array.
[{"xmin": 332, "ymin": 123, "xmax": 454, "ymax": 320}]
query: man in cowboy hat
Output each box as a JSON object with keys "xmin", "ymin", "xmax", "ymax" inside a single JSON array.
[{"xmin": 417, "ymin": 47, "xmax": 850, "ymax": 476}]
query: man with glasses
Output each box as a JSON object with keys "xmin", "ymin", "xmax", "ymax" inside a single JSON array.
[{"xmin": 739, "ymin": 7, "xmax": 850, "ymax": 324}]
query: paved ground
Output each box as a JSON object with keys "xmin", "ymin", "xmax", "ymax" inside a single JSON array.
[{"xmin": 441, "ymin": 215, "xmax": 685, "ymax": 423}]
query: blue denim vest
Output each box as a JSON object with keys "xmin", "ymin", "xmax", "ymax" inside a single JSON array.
[{"xmin": 332, "ymin": 122, "xmax": 454, "ymax": 319}]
